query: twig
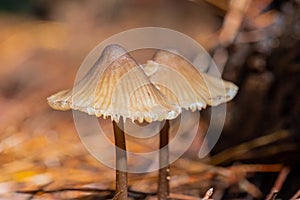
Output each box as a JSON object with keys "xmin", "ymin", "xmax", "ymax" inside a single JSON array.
[
  {"xmin": 204, "ymin": 0, "xmax": 228, "ymax": 11},
  {"xmin": 291, "ymin": 189, "xmax": 300, "ymax": 200},
  {"xmin": 229, "ymin": 164, "xmax": 283, "ymax": 173},
  {"xmin": 267, "ymin": 192, "xmax": 278, "ymax": 200},
  {"xmin": 234, "ymin": 144, "xmax": 297, "ymax": 160},
  {"xmin": 169, "ymin": 193, "xmax": 202, "ymax": 200},
  {"xmin": 202, "ymin": 188, "xmax": 214, "ymax": 200},
  {"xmin": 16, "ymin": 187, "xmax": 114, "ymax": 194},
  {"xmin": 218, "ymin": 0, "xmax": 252, "ymax": 45},
  {"xmin": 16, "ymin": 187, "xmax": 156, "ymax": 199},
  {"xmin": 112, "ymin": 191, "xmax": 121, "ymax": 200},
  {"xmin": 210, "ymin": 130, "xmax": 290, "ymax": 165},
  {"xmin": 248, "ymin": 10, "xmax": 278, "ymax": 29},
  {"xmin": 266, "ymin": 167, "xmax": 290, "ymax": 200},
  {"xmin": 246, "ymin": 0, "xmax": 273, "ymax": 18},
  {"xmin": 190, "ymin": 0, "xmax": 228, "ymax": 11},
  {"xmin": 239, "ymin": 179, "xmax": 262, "ymax": 198}
]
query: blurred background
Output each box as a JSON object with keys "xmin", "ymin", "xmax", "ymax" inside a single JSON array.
[{"xmin": 0, "ymin": 0, "xmax": 299, "ymax": 199}]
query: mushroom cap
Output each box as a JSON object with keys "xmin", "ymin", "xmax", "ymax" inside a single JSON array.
[
  {"xmin": 143, "ymin": 50, "xmax": 238, "ymax": 112},
  {"xmin": 47, "ymin": 44, "xmax": 181, "ymax": 123}
]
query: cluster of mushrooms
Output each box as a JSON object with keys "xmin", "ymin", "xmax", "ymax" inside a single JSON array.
[{"xmin": 47, "ymin": 44, "xmax": 238, "ymax": 200}]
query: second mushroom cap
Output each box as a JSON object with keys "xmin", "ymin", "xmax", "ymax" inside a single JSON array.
[{"xmin": 143, "ymin": 50, "xmax": 238, "ymax": 111}]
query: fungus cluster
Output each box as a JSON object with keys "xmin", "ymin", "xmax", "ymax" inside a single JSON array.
[{"xmin": 47, "ymin": 44, "xmax": 238, "ymax": 200}]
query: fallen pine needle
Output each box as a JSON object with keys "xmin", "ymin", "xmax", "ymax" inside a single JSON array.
[
  {"xmin": 266, "ymin": 167, "xmax": 290, "ymax": 200},
  {"xmin": 210, "ymin": 130, "xmax": 289, "ymax": 165},
  {"xmin": 203, "ymin": 188, "xmax": 214, "ymax": 200},
  {"xmin": 169, "ymin": 193, "xmax": 202, "ymax": 200},
  {"xmin": 291, "ymin": 189, "xmax": 300, "ymax": 200}
]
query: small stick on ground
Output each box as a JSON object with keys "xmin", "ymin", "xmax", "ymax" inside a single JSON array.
[
  {"xmin": 291, "ymin": 189, "xmax": 300, "ymax": 200},
  {"xmin": 16, "ymin": 187, "xmax": 156, "ymax": 199},
  {"xmin": 203, "ymin": 188, "xmax": 214, "ymax": 200},
  {"xmin": 169, "ymin": 193, "xmax": 202, "ymax": 200},
  {"xmin": 266, "ymin": 167, "xmax": 290, "ymax": 200},
  {"xmin": 210, "ymin": 130, "xmax": 289, "ymax": 165}
]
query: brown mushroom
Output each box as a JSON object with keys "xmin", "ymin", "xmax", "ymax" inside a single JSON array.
[
  {"xmin": 143, "ymin": 49, "xmax": 238, "ymax": 200},
  {"xmin": 47, "ymin": 45, "xmax": 180, "ymax": 200}
]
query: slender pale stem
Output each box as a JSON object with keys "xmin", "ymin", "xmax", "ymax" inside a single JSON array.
[
  {"xmin": 113, "ymin": 119, "xmax": 128, "ymax": 200},
  {"xmin": 158, "ymin": 120, "xmax": 170, "ymax": 200}
]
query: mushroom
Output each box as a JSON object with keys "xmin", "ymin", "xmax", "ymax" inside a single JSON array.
[
  {"xmin": 47, "ymin": 45, "xmax": 180, "ymax": 200},
  {"xmin": 143, "ymin": 49, "xmax": 238, "ymax": 199}
]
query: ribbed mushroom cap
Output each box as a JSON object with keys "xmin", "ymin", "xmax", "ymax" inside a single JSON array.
[
  {"xmin": 143, "ymin": 50, "xmax": 238, "ymax": 112},
  {"xmin": 47, "ymin": 45, "xmax": 180, "ymax": 123}
]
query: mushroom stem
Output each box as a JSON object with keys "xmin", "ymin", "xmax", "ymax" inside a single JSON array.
[
  {"xmin": 158, "ymin": 120, "xmax": 170, "ymax": 200},
  {"xmin": 113, "ymin": 119, "xmax": 128, "ymax": 200}
]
